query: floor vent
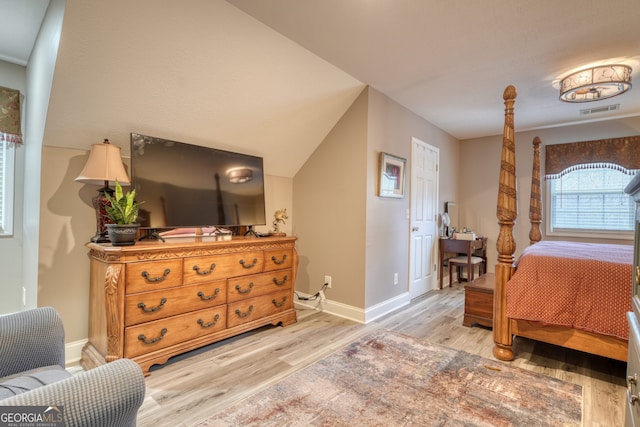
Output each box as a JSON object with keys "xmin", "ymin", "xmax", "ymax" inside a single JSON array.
[{"xmin": 580, "ymin": 104, "xmax": 620, "ymax": 116}]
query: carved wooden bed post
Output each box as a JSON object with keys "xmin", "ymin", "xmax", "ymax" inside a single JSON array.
[
  {"xmin": 493, "ymin": 85, "xmax": 517, "ymax": 361},
  {"xmin": 529, "ymin": 136, "xmax": 542, "ymax": 245}
]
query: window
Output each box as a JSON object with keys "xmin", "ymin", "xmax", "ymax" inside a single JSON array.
[
  {"xmin": 0, "ymin": 86, "xmax": 22, "ymax": 237},
  {"xmin": 0, "ymin": 140, "xmax": 15, "ymax": 236},
  {"xmin": 548, "ymin": 166, "xmax": 636, "ymax": 236}
]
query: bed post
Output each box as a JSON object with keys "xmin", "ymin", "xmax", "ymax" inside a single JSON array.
[
  {"xmin": 493, "ymin": 85, "xmax": 518, "ymax": 361},
  {"xmin": 529, "ymin": 137, "xmax": 542, "ymax": 245}
]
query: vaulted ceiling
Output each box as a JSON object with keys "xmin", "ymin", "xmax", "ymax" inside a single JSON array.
[{"xmin": 229, "ymin": 0, "xmax": 640, "ymax": 140}]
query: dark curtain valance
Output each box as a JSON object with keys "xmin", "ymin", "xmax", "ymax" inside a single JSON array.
[
  {"xmin": 545, "ymin": 136, "xmax": 640, "ymax": 179},
  {"xmin": 0, "ymin": 85, "xmax": 23, "ymax": 145}
]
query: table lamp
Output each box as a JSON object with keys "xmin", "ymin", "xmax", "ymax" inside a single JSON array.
[{"xmin": 75, "ymin": 139, "xmax": 130, "ymax": 242}]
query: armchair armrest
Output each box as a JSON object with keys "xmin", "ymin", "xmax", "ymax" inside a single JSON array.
[
  {"xmin": 0, "ymin": 358, "xmax": 146, "ymax": 427},
  {"xmin": 0, "ymin": 307, "xmax": 65, "ymax": 377}
]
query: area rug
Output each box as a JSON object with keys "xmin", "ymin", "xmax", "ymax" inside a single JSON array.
[{"xmin": 197, "ymin": 329, "xmax": 582, "ymax": 426}]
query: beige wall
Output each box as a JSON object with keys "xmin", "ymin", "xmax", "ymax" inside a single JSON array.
[
  {"xmin": 460, "ymin": 116, "xmax": 640, "ymax": 272},
  {"xmin": 294, "ymin": 87, "xmax": 460, "ymax": 312},
  {"xmin": 365, "ymin": 89, "xmax": 459, "ymax": 307},
  {"xmin": 43, "ymin": 0, "xmax": 363, "ymax": 178},
  {"xmin": 39, "ymin": 146, "xmax": 94, "ymax": 338},
  {"xmin": 293, "ymin": 88, "xmax": 369, "ymax": 307}
]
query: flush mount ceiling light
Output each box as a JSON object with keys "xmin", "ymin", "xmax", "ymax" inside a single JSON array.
[
  {"xmin": 226, "ymin": 167, "xmax": 253, "ymax": 183},
  {"xmin": 559, "ymin": 64, "xmax": 632, "ymax": 102}
]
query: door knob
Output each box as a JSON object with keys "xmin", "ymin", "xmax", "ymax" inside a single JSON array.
[{"xmin": 412, "ymin": 227, "xmax": 419, "ymax": 232}]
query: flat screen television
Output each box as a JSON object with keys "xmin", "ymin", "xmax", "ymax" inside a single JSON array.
[{"xmin": 130, "ymin": 133, "xmax": 266, "ymax": 231}]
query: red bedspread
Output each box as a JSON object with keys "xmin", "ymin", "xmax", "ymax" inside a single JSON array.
[{"xmin": 506, "ymin": 241, "xmax": 633, "ymax": 340}]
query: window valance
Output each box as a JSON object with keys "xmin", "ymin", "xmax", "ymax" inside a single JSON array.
[
  {"xmin": 0, "ymin": 85, "xmax": 23, "ymax": 145},
  {"xmin": 545, "ymin": 136, "xmax": 640, "ymax": 179}
]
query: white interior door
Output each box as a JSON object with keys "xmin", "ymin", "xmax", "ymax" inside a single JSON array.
[{"xmin": 409, "ymin": 137, "xmax": 439, "ymax": 298}]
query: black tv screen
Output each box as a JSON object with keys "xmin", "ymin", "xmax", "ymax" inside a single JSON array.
[{"xmin": 130, "ymin": 133, "xmax": 266, "ymax": 229}]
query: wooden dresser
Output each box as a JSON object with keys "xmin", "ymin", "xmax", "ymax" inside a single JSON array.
[
  {"xmin": 81, "ymin": 236, "xmax": 298, "ymax": 375},
  {"xmin": 625, "ymin": 174, "xmax": 640, "ymax": 427}
]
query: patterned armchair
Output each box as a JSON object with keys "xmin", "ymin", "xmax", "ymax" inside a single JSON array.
[{"xmin": 0, "ymin": 307, "xmax": 145, "ymax": 426}]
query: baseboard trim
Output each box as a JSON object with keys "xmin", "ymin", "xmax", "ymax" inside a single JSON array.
[
  {"xmin": 364, "ymin": 292, "xmax": 411, "ymax": 323},
  {"xmin": 65, "ymin": 339, "xmax": 87, "ymax": 367},
  {"xmin": 294, "ymin": 292, "xmax": 364, "ymax": 323},
  {"xmin": 294, "ymin": 291, "xmax": 410, "ymax": 324}
]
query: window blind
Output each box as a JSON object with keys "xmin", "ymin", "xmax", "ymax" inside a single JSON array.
[{"xmin": 550, "ymin": 167, "xmax": 636, "ymax": 232}]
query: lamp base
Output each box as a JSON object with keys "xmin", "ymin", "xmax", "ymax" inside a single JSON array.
[
  {"xmin": 91, "ymin": 187, "xmax": 114, "ymax": 243},
  {"xmin": 90, "ymin": 232, "xmax": 110, "ymax": 243}
]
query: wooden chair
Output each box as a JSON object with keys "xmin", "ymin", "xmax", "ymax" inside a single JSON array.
[{"xmin": 449, "ymin": 255, "xmax": 485, "ymax": 287}]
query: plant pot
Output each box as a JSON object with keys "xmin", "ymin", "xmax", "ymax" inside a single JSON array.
[{"xmin": 106, "ymin": 223, "xmax": 140, "ymax": 246}]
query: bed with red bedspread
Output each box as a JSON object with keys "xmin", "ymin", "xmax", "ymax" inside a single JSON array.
[
  {"xmin": 492, "ymin": 85, "xmax": 633, "ymax": 362},
  {"xmin": 506, "ymin": 241, "xmax": 633, "ymax": 341}
]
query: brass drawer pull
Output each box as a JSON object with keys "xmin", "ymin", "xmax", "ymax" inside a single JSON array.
[
  {"xmin": 629, "ymin": 374, "xmax": 639, "ymax": 406},
  {"xmin": 137, "ymin": 298, "xmax": 167, "ymax": 313},
  {"xmin": 271, "ymin": 254, "xmax": 287, "ymax": 265},
  {"xmin": 197, "ymin": 288, "xmax": 220, "ymax": 301},
  {"xmin": 272, "ymin": 296, "xmax": 288, "ymax": 307},
  {"xmin": 273, "ymin": 275, "xmax": 288, "ymax": 286},
  {"xmin": 239, "ymin": 258, "xmax": 258, "ymax": 269},
  {"xmin": 197, "ymin": 314, "xmax": 220, "ymax": 328},
  {"xmin": 235, "ymin": 305, "xmax": 254, "ymax": 318},
  {"xmin": 193, "ymin": 263, "xmax": 216, "ymax": 276},
  {"xmin": 141, "ymin": 268, "xmax": 171, "ymax": 283},
  {"xmin": 138, "ymin": 328, "xmax": 167, "ymax": 344},
  {"xmin": 235, "ymin": 283, "xmax": 254, "ymax": 294}
]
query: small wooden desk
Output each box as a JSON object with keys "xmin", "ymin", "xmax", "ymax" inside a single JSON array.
[{"xmin": 439, "ymin": 237, "xmax": 487, "ymax": 289}]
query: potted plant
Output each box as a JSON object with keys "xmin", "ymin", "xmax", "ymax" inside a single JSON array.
[{"xmin": 104, "ymin": 181, "xmax": 141, "ymax": 246}]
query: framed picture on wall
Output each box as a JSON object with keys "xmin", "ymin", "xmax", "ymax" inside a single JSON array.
[{"xmin": 378, "ymin": 152, "xmax": 406, "ymax": 198}]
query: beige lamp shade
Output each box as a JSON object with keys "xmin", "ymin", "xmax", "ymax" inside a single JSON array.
[{"xmin": 75, "ymin": 139, "xmax": 130, "ymax": 187}]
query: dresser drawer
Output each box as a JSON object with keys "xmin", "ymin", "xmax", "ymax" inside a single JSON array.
[
  {"xmin": 183, "ymin": 251, "xmax": 264, "ymax": 285},
  {"xmin": 264, "ymin": 249, "xmax": 293, "ymax": 272},
  {"xmin": 124, "ymin": 306, "xmax": 227, "ymax": 358},
  {"xmin": 126, "ymin": 260, "xmax": 183, "ymax": 294},
  {"xmin": 227, "ymin": 269, "xmax": 292, "ymax": 303},
  {"xmin": 227, "ymin": 289, "xmax": 292, "ymax": 328},
  {"xmin": 124, "ymin": 280, "xmax": 227, "ymax": 326}
]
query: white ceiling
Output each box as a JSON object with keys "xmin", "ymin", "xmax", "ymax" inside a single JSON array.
[
  {"xmin": 0, "ymin": 0, "xmax": 48, "ymax": 66},
  {"xmin": 228, "ymin": 0, "xmax": 640, "ymax": 140},
  {"xmin": 2, "ymin": 0, "xmax": 640, "ymax": 143}
]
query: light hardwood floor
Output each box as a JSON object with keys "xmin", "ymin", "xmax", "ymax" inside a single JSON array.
[{"xmin": 136, "ymin": 282, "xmax": 626, "ymax": 427}]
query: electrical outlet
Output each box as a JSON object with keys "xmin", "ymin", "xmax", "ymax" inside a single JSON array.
[
  {"xmin": 393, "ymin": 273, "xmax": 399, "ymax": 285},
  {"xmin": 324, "ymin": 275, "xmax": 332, "ymax": 288}
]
